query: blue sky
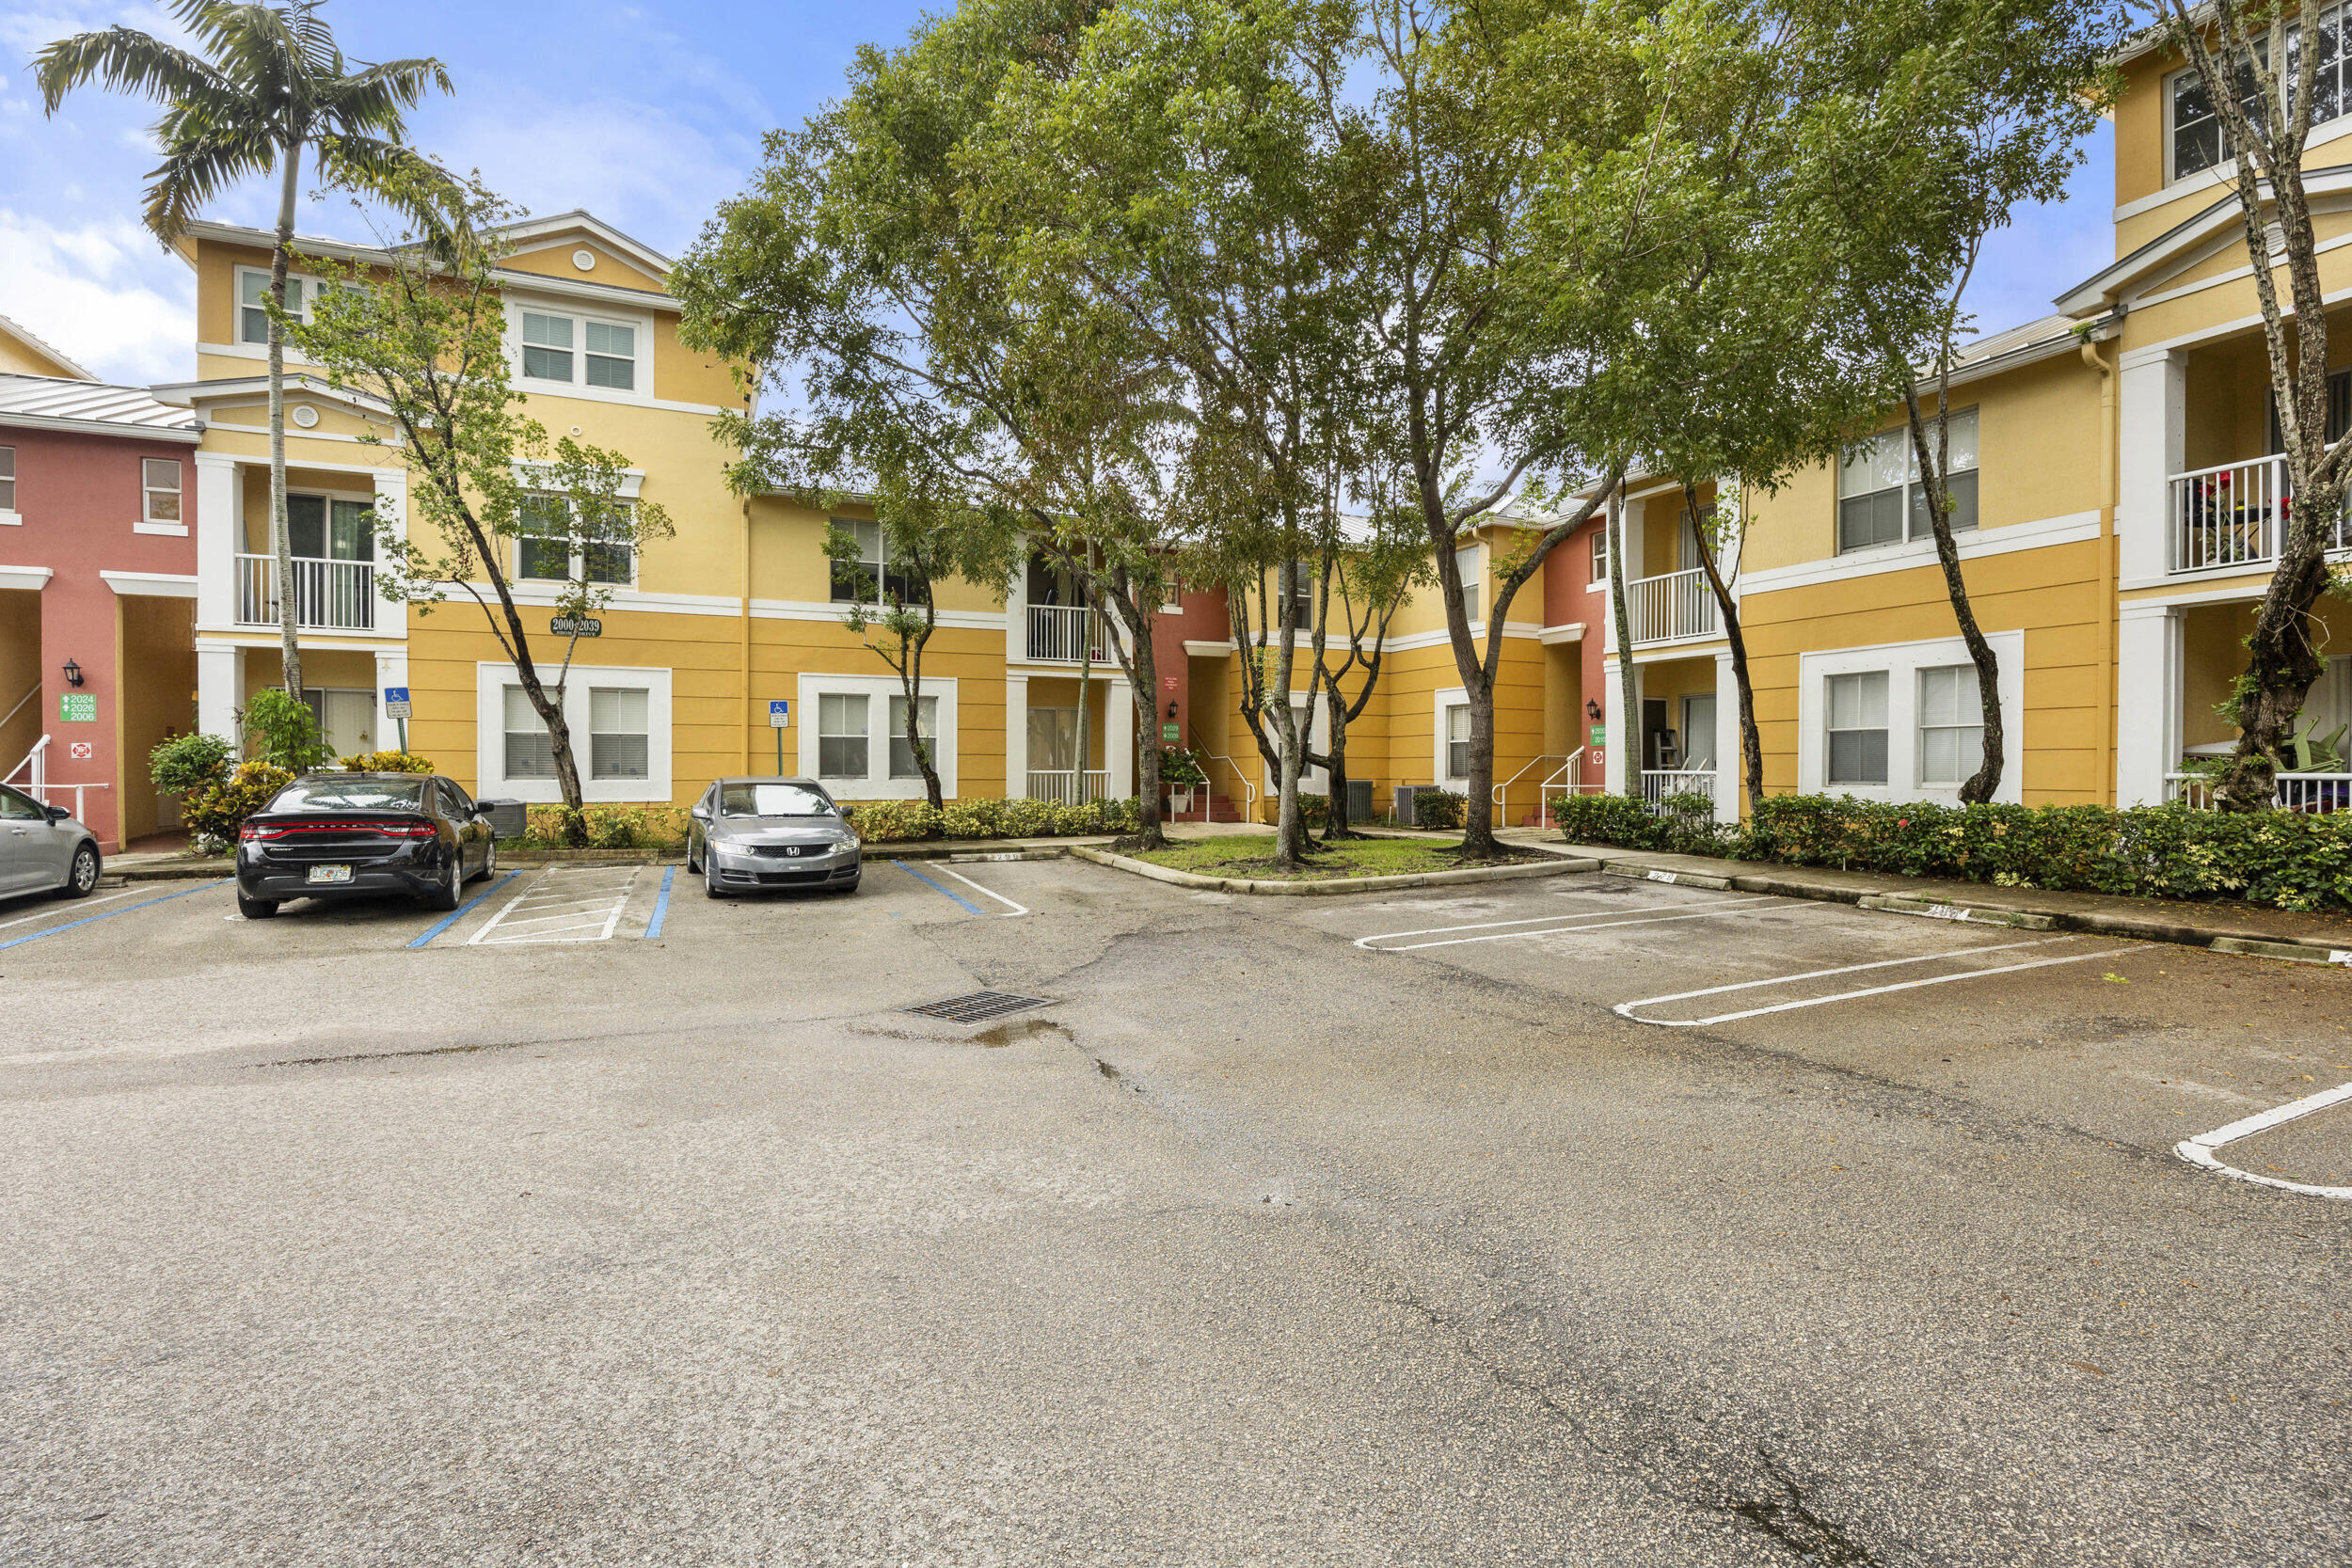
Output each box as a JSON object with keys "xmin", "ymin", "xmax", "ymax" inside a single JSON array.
[{"xmin": 2, "ymin": 0, "xmax": 2113, "ymax": 387}]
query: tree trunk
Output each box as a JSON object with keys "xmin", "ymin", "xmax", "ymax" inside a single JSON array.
[
  {"xmin": 1900, "ymin": 393, "xmax": 2004, "ymax": 803},
  {"xmin": 1324, "ymin": 697, "xmax": 1354, "ymax": 840},
  {"xmin": 902, "ymin": 635, "xmax": 943, "ymax": 813},
  {"xmin": 269, "ymin": 142, "xmax": 304, "ymax": 701},
  {"xmin": 1123, "ymin": 602, "xmax": 1168, "ymax": 849},
  {"xmin": 1686, "ymin": 482, "xmax": 1763, "ymax": 816},
  {"xmin": 1607, "ymin": 484, "xmax": 1640, "ymax": 800},
  {"xmin": 1459, "ymin": 686, "xmax": 1498, "ymax": 856}
]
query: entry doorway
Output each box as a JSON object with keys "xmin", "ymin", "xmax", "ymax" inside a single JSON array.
[
  {"xmin": 303, "ymin": 688, "xmax": 375, "ymax": 762},
  {"xmin": 1681, "ymin": 693, "xmax": 1717, "ymax": 770}
]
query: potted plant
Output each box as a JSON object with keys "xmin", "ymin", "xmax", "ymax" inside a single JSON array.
[{"xmin": 1160, "ymin": 747, "xmax": 1208, "ymax": 815}]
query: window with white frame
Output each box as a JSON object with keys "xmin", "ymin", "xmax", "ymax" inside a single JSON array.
[
  {"xmin": 1445, "ymin": 702, "xmax": 1471, "ymax": 779},
  {"xmin": 1588, "ymin": 526, "xmax": 1607, "ymax": 584},
  {"xmin": 828, "ymin": 518, "xmax": 920, "ymax": 605},
  {"xmin": 818, "ymin": 692, "xmax": 869, "ymax": 780},
  {"xmin": 502, "ymin": 686, "xmax": 557, "ymax": 778},
  {"xmin": 589, "ymin": 687, "xmax": 649, "ymax": 780},
  {"xmin": 0, "ymin": 445, "xmax": 14, "ymax": 513},
  {"xmin": 1825, "ymin": 672, "xmax": 1889, "ymax": 786},
  {"xmin": 2169, "ymin": 23, "xmax": 2342, "ymax": 183},
  {"xmin": 239, "ymin": 269, "xmax": 310, "ymax": 344},
  {"xmin": 1455, "ymin": 545, "xmax": 1483, "ymax": 624},
  {"xmin": 1837, "ymin": 408, "xmax": 1978, "ymax": 553},
  {"xmin": 1279, "ymin": 560, "xmax": 1314, "ymax": 631},
  {"xmin": 1917, "ymin": 664, "xmax": 1984, "ymax": 787},
  {"xmin": 141, "ymin": 459, "xmax": 183, "ymax": 527},
  {"xmin": 518, "ymin": 309, "xmax": 636, "ymax": 390},
  {"xmin": 516, "ymin": 494, "xmax": 634, "ymax": 585},
  {"xmin": 889, "ymin": 694, "xmax": 938, "ymax": 778}
]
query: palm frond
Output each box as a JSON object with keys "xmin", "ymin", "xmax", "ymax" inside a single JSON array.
[
  {"xmin": 145, "ymin": 133, "xmax": 279, "ymax": 239},
  {"xmin": 34, "ymin": 28, "xmax": 227, "ymax": 115},
  {"xmin": 314, "ymin": 58, "xmax": 455, "ymax": 132}
]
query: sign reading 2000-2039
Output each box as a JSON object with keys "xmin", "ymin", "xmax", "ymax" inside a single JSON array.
[{"xmin": 549, "ymin": 615, "xmax": 603, "ymax": 639}]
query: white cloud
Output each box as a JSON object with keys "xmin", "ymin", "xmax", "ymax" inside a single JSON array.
[{"xmin": 0, "ymin": 208, "xmax": 193, "ymax": 385}]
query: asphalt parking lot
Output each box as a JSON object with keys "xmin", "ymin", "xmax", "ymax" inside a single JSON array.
[{"xmin": 2, "ymin": 854, "xmax": 2347, "ymax": 1565}]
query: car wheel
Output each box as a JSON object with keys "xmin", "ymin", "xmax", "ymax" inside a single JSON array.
[
  {"xmin": 469, "ymin": 836, "xmax": 497, "ymax": 884},
  {"xmin": 61, "ymin": 842, "xmax": 101, "ymax": 898},
  {"xmin": 236, "ymin": 892, "xmax": 279, "ymax": 919},
  {"xmin": 421, "ymin": 854, "xmax": 461, "ymax": 912},
  {"xmin": 704, "ymin": 856, "xmax": 729, "ymax": 899}
]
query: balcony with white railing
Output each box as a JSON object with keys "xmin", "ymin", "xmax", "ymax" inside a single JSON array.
[
  {"xmin": 2169, "ymin": 455, "xmax": 2352, "ymax": 575},
  {"xmin": 1026, "ymin": 768, "xmax": 1111, "ymax": 805},
  {"xmin": 1025, "ymin": 604, "xmax": 1110, "ymax": 664},
  {"xmin": 236, "ymin": 554, "xmax": 381, "ymax": 632},
  {"xmin": 1626, "ymin": 568, "xmax": 1718, "ymax": 645},
  {"xmin": 2166, "ymin": 770, "xmax": 2352, "ymax": 812}
]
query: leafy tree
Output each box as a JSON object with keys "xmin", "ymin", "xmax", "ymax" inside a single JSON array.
[
  {"xmin": 36, "ymin": 0, "xmax": 453, "ymax": 699},
  {"xmin": 293, "ymin": 177, "xmax": 674, "ymax": 844},
  {"xmin": 2160, "ymin": 0, "xmax": 2352, "ymax": 809}
]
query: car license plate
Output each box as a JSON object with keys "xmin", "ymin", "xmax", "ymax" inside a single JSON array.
[{"xmin": 307, "ymin": 864, "xmax": 354, "ymax": 884}]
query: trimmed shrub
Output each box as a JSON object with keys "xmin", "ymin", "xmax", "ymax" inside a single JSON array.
[
  {"xmin": 1413, "ymin": 788, "xmax": 1467, "ymax": 831},
  {"xmin": 337, "ymin": 749, "xmax": 435, "ymax": 773},
  {"xmin": 183, "ymin": 761, "xmax": 295, "ymax": 851},
  {"xmin": 149, "ymin": 732, "xmax": 234, "ymax": 798},
  {"xmin": 842, "ymin": 795, "xmax": 1143, "ymax": 844},
  {"xmin": 240, "ymin": 688, "xmax": 332, "ymax": 771},
  {"xmin": 510, "ymin": 804, "xmax": 689, "ymax": 850},
  {"xmin": 1558, "ymin": 790, "xmax": 2352, "ymax": 913}
]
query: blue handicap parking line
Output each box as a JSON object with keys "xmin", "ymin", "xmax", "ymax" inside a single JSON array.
[
  {"xmin": 893, "ymin": 860, "xmax": 984, "ymax": 913},
  {"xmin": 644, "ymin": 866, "xmax": 676, "ymax": 939},
  {"xmin": 0, "ymin": 879, "xmax": 230, "ymax": 951},
  {"xmin": 407, "ymin": 870, "xmax": 521, "ymax": 949}
]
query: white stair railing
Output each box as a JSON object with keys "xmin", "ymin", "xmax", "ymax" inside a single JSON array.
[{"xmin": 1492, "ymin": 752, "xmax": 1571, "ymax": 825}]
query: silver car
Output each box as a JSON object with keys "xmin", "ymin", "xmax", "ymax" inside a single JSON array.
[
  {"xmin": 686, "ymin": 777, "xmax": 861, "ymax": 899},
  {"xmin": 0, "ymin": 784, "xmax": 102, "ymax": 901}
]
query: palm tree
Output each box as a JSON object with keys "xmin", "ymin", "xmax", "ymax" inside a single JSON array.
[{"xmin": 37, "ymin": 0, "xmax": 452, "ymax": 702}]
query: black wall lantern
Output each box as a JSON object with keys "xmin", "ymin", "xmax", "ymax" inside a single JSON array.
[
  {"xmin": 1584, "ymin": 698, "xmax": 1602, "ymax": 721},
  {"xmin": 62, "ymin": 658, "xmax": 84, "ymax": 689},
  {"xmin": 1167, "ymin": 700, "xmax": 1178, "ymax": 719}
]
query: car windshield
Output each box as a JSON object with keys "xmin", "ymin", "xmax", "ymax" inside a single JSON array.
[
  {"xmin": 271, "ymin": 779, "xmax": 427, "ymax": 813},
  {"xmin": 719, "ymin": 782, "xmax": 834, "ymax": 818}
]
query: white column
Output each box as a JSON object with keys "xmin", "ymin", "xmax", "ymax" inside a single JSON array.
[
  {"xmin": 197, "ymin": 642, "xmax": 241, "ymax": 744},
  {"xmin": 2117, "ymin": 603, "xmax": 2184, "ymax": 806},
  {"xmin": 2117, "ymin": 347, "xmax": 2186, "ymax": 585},
  {"xmin": 1106, "ymin": 676, "xmax": 1136, "ymax": 799},
  {"xmin": 1004, "ymin": 549, "xmax": 1029, "ymax": 666},
  {"xmin": 374, "ymin": 647, "xmax": 411, "ymax": 758},
  {"xmin": 193, "ymin": 454, "xmax": 241, "ymax": 628},
  {"xmin": 1601, "ymin": 657, "xmax": 1643, "ymax": 796},
  {"xmin": 1004, "ymin": 673, "xmax": 1028, "ymax": 800},
  {"xmin": 1713, "ymin": 651, "xmax": 1740, "ymax": 823}
]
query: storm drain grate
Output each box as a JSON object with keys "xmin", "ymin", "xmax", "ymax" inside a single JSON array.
[{"xmin": 902, "ymin": 990, "xmax": 1054, "ymax": 1025}]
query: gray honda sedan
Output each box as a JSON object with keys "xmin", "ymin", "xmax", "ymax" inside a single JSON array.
[
  {"xmin": 0, "ymin": 784, "xmax": 101, "ymax": 902},
  {"xmin": 686, "ymin": 777, "xmax": 861, "ymax": 898}
]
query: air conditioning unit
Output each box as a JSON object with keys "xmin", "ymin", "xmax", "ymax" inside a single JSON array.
[{"xmin": 1393, "ymin": 784, "xmax": 1436, "ymax": 825}]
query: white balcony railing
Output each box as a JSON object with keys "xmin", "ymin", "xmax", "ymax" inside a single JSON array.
[
  {"xmin": 2169, "ymin": 455, "xmax": 2352, "ymax": 574},
  {"xmin": 1626, "ymin": 568, "xmax": 1718, "ymax": 645},
  {"xmin": 2166, "ymin": 770, "xmax": 2352, "ymax": 812},
  {"xmin": 1026, "ymin": 768, "xmax": 1111, "ymax": 805},
  {"xmin": 1641, "ymin": 768, "xmax": 1717, "ymax": 812},
  {"xmin": 1025, "ymin": 604, "xmax": 1109, "ymax": 663},
  {"xmin": 236, "ymin": 554, "xmax": 380, "ymax": 631}
]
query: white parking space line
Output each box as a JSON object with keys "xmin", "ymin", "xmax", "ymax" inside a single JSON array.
[
  {"xmin": 1614, "ymin": 936, "xmax": 2130, "ymax": 1027},
  {"xmin": 469, "ymin": 870, "xmax": 640, "ymax": 946},
  {"xmin": 0, "ymin": 889, "xmax": 135, "ymax": 931},
  {"xmin": 932, "ymin": 864, "xmax": 1027, "ymax": 916},
  {"xmin": 2176, "ymin": 1081, "xmax": 2352, "ymax": 1200},
  {"xmin": 1356, "ymin": 895, "xmax": 1792, "ymax": 952}
]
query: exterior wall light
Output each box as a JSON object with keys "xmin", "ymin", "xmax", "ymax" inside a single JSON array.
[{"xmin": 62, "ymin": 659, "xmax": 84, "ymax": 688}]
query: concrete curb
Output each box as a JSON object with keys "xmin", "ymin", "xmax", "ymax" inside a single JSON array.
[
  {"xmin": 1563, "ymin": 847, "xmax": 2352, "ymax": 961},
  {"xmin": 1071, "ymin": 843, "xmax": 1598, "ymax": 896}
]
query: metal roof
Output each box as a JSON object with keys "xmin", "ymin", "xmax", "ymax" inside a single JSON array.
[{"xmin": 0, "ymin": 373, "xmax": 200, "ymax": 439}]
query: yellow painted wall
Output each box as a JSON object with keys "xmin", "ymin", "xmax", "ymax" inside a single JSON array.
[
  {"xmin": 0, "ymin": 589, "xmax": 40, "ymax": 774},
  {"xmin": 117, "ymin": 595, "xmax": 196, "ymax": 837},
  {"xmin": 0, "ymin": 329, "xmax": 81, "ymax": 379}
]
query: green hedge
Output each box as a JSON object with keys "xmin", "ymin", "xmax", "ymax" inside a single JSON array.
[
  {"xmin": 1551, "ymin": 791, "xmax": 2352, "ymax": 913},
  {"xmin": 843, "ymin": 796, "xmax": 1143, "ymax": 844}
]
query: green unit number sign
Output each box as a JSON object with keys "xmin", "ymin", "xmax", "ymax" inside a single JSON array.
[{"xmin": 58, "ymin": 693, "xmax": 97, "ymax": 723}]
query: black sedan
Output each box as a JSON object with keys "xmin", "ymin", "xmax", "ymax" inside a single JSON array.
[{"xmin": 234, "ymin": 772, "xmax": 514, "ymax": 920}]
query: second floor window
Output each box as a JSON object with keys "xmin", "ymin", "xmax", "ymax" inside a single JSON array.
[
  {"xmin": 517, "ymin": 495, "xmax": 633, "ymax": 586},
  {"xmin": 0, "ymin": 445, "xmax": 14, "ymax": 512},
  {"xmin": 2171, "ymin": 23, "xmax": 2346, "ymax": 183},
  {"xmin": 240, "ymin": 270, "xmax": 310, "ymax": 344},
  {"xmin": 1838, "ymin": 408, "xmax": 1978, "ymax": 554},
  {"xmin": 830, "ymin": 519, "xmax": 920, "ymax": 605},
  {"xmin": 142, "ymin": 459, "xmax": 182, "ymax": 527},
  {"xmin": 1455, "ymin": 544, "xmax": 1483, "ymax": 623},
  {"xmin": 520, "ymin": 311, "xmax": 637, "ymax": 390},
  {"xmin": 1588, "ymin": 526, "xmax": 1607, "ymax": 584}
]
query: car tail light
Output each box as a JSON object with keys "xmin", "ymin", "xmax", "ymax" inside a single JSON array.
[{"xmin": 239, "ymin": 818, "xmax": 437, "ymax": 840}]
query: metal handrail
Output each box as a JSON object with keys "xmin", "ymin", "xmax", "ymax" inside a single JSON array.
[
  {"xmin": 1191, "ymin": 731, "xmax": 1258, "ymax": 819},
  {"xmin": 4, "ymin": 732, "xmax": 48, "ymax": 791},
  {"xmin": 1493, "ymin": 751, "xmax": 1571, "ymax": 824},
  {"xmin": 0, "ymin": 682, "xmax": 40, "ymax": 736}
]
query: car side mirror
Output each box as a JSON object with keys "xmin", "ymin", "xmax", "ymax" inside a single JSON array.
[
  {"xmin": 837, "ymin": 805, "xmax": 854, "ymax": 822},
  {"xmin": 45, "ymin": 805, "xmax": 71, "ymax": 823},
  {"xmin": 690, "ymin": 803, "xmax": 711, "ymax": 822}
]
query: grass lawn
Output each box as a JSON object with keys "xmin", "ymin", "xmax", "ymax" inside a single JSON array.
[{"xmin": 1122, "ymin": 832, "xmax": 1543, "ymax": 879}]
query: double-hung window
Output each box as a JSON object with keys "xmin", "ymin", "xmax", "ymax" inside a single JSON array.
[
  {"xmin": 517, "ymin": 495, "xmax": 634, "ymax": 586},
  {"xmin": 0, "ymin": 445, "xmax": 15, "ymax": 513},
  {"xmin": 141, "ymin": 459, "xmax": 183, "ymax": 527},
  {"xmin": 2170, "ymin": 18, "xmax": 2342, "ymax": 183},
  {"xmin": 1837, "ymin": 408, "xmax": 1978, "ymax": 554},
  {"xmin": 519, "ymin": 310, "xmax": 638, "ymax": 391},
  {"xmin": 502, "ymin": 686, "xmax": 556, "ymax": 779},
  {"xmin": 1917, "ymin": 664, "xmax": 1984, "ymax": 787},
  {"xmin": 240, "ymin": 271, "xmax": 308, "ymax": 344},
  {"xmin": 1455, "ymin": 545, "xmax": 1483, "ymax": 624},
  {"xmin": 1825, "ymin": 672, "xmax": 1889, "ymax": 786},
  {"xmin": 589, "ymin": 688, "xmax": 649, "ymax": 780},
  {"xmin": 829, "ymin": 519, "xmax": 918, "ymax": 605},
  {"xmin": 1588, "ymin": 527, "xmax": 1607, "ymax": 585},
  {"xmin": 1445, "ymin": 703, "xmax": 1471, "ymax": 779},
  {"xmin": 818, "ymin": 692, "xmax": 869, "ymax": 780},
  {"xmin": 888, "ymin": 694, "xmax": 938, "ymax": 779}
]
